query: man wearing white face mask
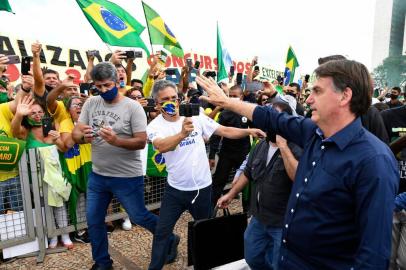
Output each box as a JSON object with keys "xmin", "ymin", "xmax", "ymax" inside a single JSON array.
[{"xmin": 209, "ymin": 84, "xmax": 253, "ymax": 210}]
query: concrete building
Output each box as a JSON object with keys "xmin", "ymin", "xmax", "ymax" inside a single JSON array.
[{"xmin": 372, "ymin": 0, "xmax": 406, "ymax": 87}]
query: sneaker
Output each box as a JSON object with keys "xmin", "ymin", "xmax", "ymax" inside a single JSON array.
[
  {"xmin": 61, "ymin": 234, "xmax": 74, "ymax": 249},
  {"xmin": 73, "ymin": 230, "xmax": 90, "ymax": 244},
  {"xmin": 122, "ymin": 217, "xmax": 132, "ymax": 231},
  {"xmin": 49, "ymin": 236, "xmax": 58, "ymax": 249},
  {"xmin": 165, "ymin": 234, "xmax": 180, "ymax": 264}
]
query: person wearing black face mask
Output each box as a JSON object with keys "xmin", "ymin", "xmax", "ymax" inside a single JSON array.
[
  {"xmin": 386, "ymin": 87, "xmax": 403, "ymax": 109},
  {"xmin": 217, "ymin": 98, "xmax": 302, "ymax": 270},
  {"xmin": 286, "ymin": 83, "xmax": 305, "ymax": 116}
]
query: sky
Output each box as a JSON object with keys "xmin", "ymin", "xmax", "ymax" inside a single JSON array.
[{"xmin": 1, "ymin": 0, "xmax": 377, "ymax": 75}]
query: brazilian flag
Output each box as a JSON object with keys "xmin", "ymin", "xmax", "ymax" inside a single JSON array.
[
  {"xmin": 76, "ymin": 0, "xmax": 149, "ymax": 55},
  {"xmin": 146, "ymin": 143, "xmax": 167, "ymax": 177},
  {"xmin": 59, "ymin": 143, "xmax": 92, "ymax": 228},
  {"xmin": 142, "ymin": 1, "xmax": 184, "ymax": 57},
  {"xmin": 285, "ymin": 46, "xmax": 299, "ymax": 85},
  {"xmin": 0, "ymin": 0, "xmax": 14, "ymax": 14}
]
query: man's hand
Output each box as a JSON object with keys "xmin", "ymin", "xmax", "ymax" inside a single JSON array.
[
  {"xmin": 275, "ymin": 135, "xmax": 288, "ymax": 149},
  {"xmin": 110, "ymin": 50, "xmax": 126, "ymax": 65},
  {"xmin": 181, "ymin": 117, "xmax": 194, "ymax": 138},
  {"xmin": 209, "ymin": 159, "xmax": 215, "ymax": 169},
  {"xmin": 0, "ymin": 54, "xmax": 9, "ymax": 66},
  {"xmin": 31, "ymin": 42, "xmax": 42, "ymax": 57},
  {"xmin": 99, "ymin": 126, "xmax": 117, "ymax": 145},
  {"xmin": 249, "ymin": 128, "xmax": 266, "ymax": 138},
  {"xmin": 196, "ymin": 76, "xmax": 229, "ymax": 107},
  {"xmin": 262, "ymin": 81, "xmax": 277, "ymax": 96},
  {"xmin": 217, "ymin": 193, "xmax": 233, "ymax": 209},
  {"xmin": 78, "ymin": 124, "xmax": 94, "ymax": 143},
  {"xmin": 61, "ymin": 74, "xmax": 77, "ymax": 88},
  {"xmin": 137, "ymin": 98, "xmax": 148, "ymax": 107}
]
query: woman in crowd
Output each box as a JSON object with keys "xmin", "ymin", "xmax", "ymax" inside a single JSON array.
[{"xmin": 10, "ymin": 95, "xmax": 73, "ymax": 249}]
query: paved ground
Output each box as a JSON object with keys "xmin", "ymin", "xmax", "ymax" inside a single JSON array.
[{"xmin": 0, "ymin": 199, "xmax": 244, "ymax": 270}]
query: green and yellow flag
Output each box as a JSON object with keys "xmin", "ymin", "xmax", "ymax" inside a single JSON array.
[
  {"xmin": 284, "ymin": 46, "xmax": 299, "ymax": 85},
  {"xmin": 142, "ymin": 1, "xmax": 184, "ymax": 57},
  {"xmin": 146, "ymin": 143, "xmax": 167, "ymax": 177},
  {"xmin": 0, "ymin": 0, "xmax": 14, "ymax": 14},
  {"xmin": 76, "ymin": 0, "xmax": 149, "ymax": 54}
]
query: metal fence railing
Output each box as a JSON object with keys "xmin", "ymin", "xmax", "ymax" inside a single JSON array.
[{"xmin": 1, "ymin": 147, "xmax": 237, "ymax": 263}]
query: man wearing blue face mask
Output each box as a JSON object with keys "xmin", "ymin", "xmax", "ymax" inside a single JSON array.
[
  {"xmin": 147, "ymin": 80, "xmax": 266, "ymax": 270},
  {"xmin": 72, "ymin": 62, "xmax": 159, "ymax": 270}
]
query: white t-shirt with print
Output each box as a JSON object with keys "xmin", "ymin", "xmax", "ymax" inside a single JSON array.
[{"xmin": 147, "ymin": 113, "xmax": 220, "ymax": 191}]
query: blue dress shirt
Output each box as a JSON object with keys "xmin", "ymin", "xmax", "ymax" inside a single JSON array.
[{"xmin": 252, "ymin": 106, "xmax": 399, "ymax": 270}]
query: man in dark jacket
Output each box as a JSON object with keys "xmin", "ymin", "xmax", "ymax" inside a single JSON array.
[{"xmin": 217, "ymin": 98, "xmax": 302, "ymax": 270}]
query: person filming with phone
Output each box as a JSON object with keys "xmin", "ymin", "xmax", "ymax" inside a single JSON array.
[{"xmin": 146, "ymin": 80, "xmax": 266, "ymax": 270}]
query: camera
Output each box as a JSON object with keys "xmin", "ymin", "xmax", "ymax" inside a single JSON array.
[
  {"xmin": 125, "ymin": 51, "xmax": 142, "ymax": 59},
  {"xmin": 144, "ymin": 98, "xmax": 156, "ymax": 112},
  {"xmin": 179, "ymin": 103, "xmax": 200, "ymax": 117},
  {"xmin": 205, "ymin": 71, "xmax": 216, "ymax": 79},
  {"xmin": 87, "ymin": 50, "xmax": 100, "ymax": 57}
]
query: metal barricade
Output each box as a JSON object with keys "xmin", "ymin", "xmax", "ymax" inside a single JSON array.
[{"xmin": 0, "ymin": 152, "xmax": 36, "ymax": 250}]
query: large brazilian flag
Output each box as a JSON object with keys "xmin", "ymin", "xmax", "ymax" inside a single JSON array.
[{"xmin": 76, "ymin": 0, "xmax": 149, "ymax": 55}]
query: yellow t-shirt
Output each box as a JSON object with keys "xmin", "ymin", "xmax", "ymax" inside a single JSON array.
[
  {"xmin": 59, "ymin": 117, "xmax": 75, "ymax": 134},
  {"xmin": 0, "ymin": 102, "xmax": 19, "ymax": 181},
  {"xmin": 49, "ymin": 101, "xmax": 71, "ymax": 125}
]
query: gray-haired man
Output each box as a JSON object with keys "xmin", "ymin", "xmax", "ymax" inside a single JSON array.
[{"xmin": 73, "ymin": 62, "xmax": 158, "ymax": 270}]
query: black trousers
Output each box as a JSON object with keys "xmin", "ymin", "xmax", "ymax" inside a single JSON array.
[{"xmin": 211, "ymin": 152, "xmax": 247, "ymax": 209}]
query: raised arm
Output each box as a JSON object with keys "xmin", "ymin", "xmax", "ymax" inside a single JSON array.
[
  {"xmin": 11, "ymin": 96, "xmax": 33, "ymax": 139},
  {"xmin": 31, "ymin": 42, "xmax": 45, "ymax": 97},
  {"xmin": 214, "ymin": 125, "xmax": 265, "ymax": 140},
  {"xmin": 83, "ymin": 54, "xmax": 95, "ymax": 83},
  {"xmin": 46, "ymin": 76, "xmax": 76, "ymax": 114},
  {"xmin": 8, "ymin": 74, "xmax": 33, "ymax": 114}
]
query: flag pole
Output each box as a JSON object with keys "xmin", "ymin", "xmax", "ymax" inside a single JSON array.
[
  {"xmin": 141, "ymin": 1, "xmax": 154, "ymax": 55},
  {"xmin": 104, "ymin": 42, "xmax": 113, "ymax": 53}
]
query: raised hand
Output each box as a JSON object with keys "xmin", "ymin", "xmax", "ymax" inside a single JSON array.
[
  {"xmin": 196, "ymin": 75, "xmax": 229, "ymax": 107},
  {"xmin": 16, "ymin": 95, "xmax": 34, "ymax": 116},
  {"xmin": 31, "ymin": 41, "xmax": 42, "ymax": 57},
  {"xmin": 21, "ymin": 74, "xmax": 34, "ymax": 92},
  {"xmin": 110, "ymin": 50, "xmax": 126, "ymax": 65}
]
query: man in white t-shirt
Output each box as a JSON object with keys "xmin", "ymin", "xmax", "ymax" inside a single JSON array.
[{"xmin": 147, "ymin": 80, "xmax": 265, "ymax": 270}]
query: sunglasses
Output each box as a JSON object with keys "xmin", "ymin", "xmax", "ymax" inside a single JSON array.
[{"xmin": 130, "ymin": 95, "xmax": 143, "ymax": 100}]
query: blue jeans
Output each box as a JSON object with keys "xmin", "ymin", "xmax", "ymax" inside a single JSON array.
[
  {"xmin": 244, "ymin": 216, "xmax": 283, "ymax": 270},
  {"xmin": 87, "ymin": 172, "xmax": 158, "ymax": 268},
  {"xmin": 0, "ymin": 176, "xmax": 23, "ymax": 213},
  {"xmin": 148, "ymin": 183, "xmax": 212, "ymax": 270}
]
